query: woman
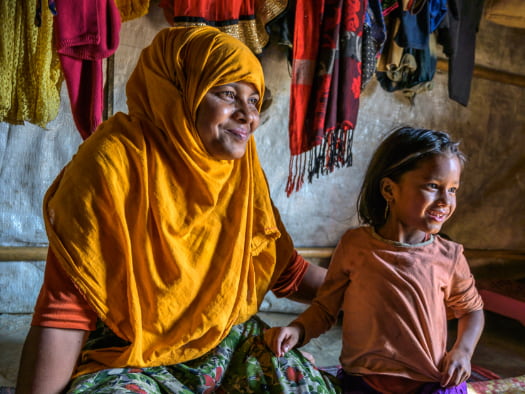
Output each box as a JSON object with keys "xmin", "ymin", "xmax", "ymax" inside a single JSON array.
[{"xmin": 16, "ymin": 27, "xmax": 340, "ymax": 393}]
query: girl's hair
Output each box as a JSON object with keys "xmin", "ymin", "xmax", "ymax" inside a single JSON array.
[{"xmin": 357, "ymin": 126, "xmax": 466, "ymax": 228}]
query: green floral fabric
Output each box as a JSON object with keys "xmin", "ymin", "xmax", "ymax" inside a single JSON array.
[{"xmin": 68, "ymin": 316, "xmax": 341, "ymax": 393}]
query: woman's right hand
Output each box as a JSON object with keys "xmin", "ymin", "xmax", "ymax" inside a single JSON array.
[{"xmin": 263, "ymin": 324, "xmax": 303, "ymax": 357}]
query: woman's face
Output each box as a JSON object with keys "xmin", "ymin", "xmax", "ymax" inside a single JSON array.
[{"xmin": 195, "ymin": 81, "xmax": 260, "ymax": 160}]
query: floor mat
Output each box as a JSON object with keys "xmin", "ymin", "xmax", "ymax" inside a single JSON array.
[{"xmin": 468, "ymin": 375, "xmax": 525, "ymax": 393}]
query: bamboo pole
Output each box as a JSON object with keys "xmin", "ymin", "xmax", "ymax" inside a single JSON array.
[
  {"xmin": 436, "ymin": 59, "xmax": 525, "ymax": 88},
  {"xmin": 0, "ymin": 246, "xmax": 47, "ymax": 261},
  {"xmin": 1, "ymin": 246, "xmax": 523, "ymax": 266}
]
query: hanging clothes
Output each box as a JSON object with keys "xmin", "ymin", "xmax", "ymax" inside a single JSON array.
[
  {"xmin": 287, "ymin": 0, "xmax": 368, "ymax": 195},
  {"xmin": 53, "ymin": 0, "xmax": 121, "ymax": 140},
  {"xmin": 114, "ymin": 0, "xmax": 150, "ymax": 22},
  {"xmin": 436, "ymin": 0, "xmax": 485, "ymax": 106},
  {"xmin": 376, "ymin": 0, "xmax": 446, "ymax": 104},
  {"xmin": 158, "ymin": 0, "xmax": 287, "ymax": 55},
  {"xmin": 361, "ymin": 0, "xmax": 387, "ymax": 89},
  {"xmin": 0, "ymin": 0, "xmax": 62, "ymax": 128}
]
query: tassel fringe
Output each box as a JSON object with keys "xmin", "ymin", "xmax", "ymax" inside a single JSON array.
[{"xmin": 286, "ymin": 127, "xmax": 354, "ymax": 196}]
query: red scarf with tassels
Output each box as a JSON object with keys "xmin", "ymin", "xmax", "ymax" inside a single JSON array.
[{"xmin": 287, "ymin": 0, "xmax": 367, "ymax": 196}]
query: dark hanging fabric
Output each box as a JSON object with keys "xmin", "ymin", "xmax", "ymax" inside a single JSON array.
[
  {"xmin": 436, "ymin": 0, "xmax": 485, "ymax": 106},
  {"xmin": 375, "ymin": 0, "xmax": 445, "ymax": 104},
  {"xmin": 361, "ymin": 0, "xmax": 387, "ymax": 89},
  {"xmin": 287, "ymin": 0, "xmax": 367, "ymax": 196},
  {"xmin": 53, "ymin": 0, "xmax": 121, "ymax": 140},
  {"xmin": 158, "ymin": 0, "xmax": 288, "ymax": 55}
]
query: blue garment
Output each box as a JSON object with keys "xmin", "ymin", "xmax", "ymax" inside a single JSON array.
[{"xmin": 395, "ymin": 0, "xmax": 447, "ymax": 50}]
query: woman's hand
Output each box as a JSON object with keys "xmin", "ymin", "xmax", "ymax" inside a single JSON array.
[{"xmin": 263, "ymin": 323, "xmax": 303, "ymax": 357}]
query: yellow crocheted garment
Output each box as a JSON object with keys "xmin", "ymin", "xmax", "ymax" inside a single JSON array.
[
  {"xmin": 0, "ymin": 0, "xmax": 62, "ymax": 128},
  {"xmin": 114, "ymin": 0, "xmax": 150, "ymax": 22}
]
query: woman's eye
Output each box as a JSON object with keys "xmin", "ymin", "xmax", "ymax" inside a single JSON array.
[
  {"xmin": 219, "ymin": 91, "xmax": 235, "ymax": 100},
  {"xmin": 248, "ymin": 97, "xmax": 259, "ymax": 105}
]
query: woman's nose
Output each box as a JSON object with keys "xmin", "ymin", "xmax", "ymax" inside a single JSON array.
[{"xmin": 234, "ymin": 101, "xmax": 258, "ymax": 124}]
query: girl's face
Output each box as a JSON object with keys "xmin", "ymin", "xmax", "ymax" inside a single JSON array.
[
  {"xmin": 195, "ymin": 81, "xmax": 260, "ymax": 160},
  {"xmin": 381, "ymin": 154, "xmax": 461, "ymax": 244}
]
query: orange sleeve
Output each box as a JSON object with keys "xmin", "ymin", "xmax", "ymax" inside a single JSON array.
[
  {"xmin": 32, "ymin": 249, "xmax": 97, "ymax": 331},
  {"xmin": 271, "ymin": 250, "xmax": 309, "ymax": 298}
]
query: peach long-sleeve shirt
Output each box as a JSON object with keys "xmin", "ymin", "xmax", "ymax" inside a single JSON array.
[{"xmin": 294, "ymin": 227, "xmax": 483, "ymax": 385}]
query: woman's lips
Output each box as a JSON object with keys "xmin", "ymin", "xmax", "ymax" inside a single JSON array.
[{"xmin": 227, "ymin": 128, "xmax": 249, "ymax": 141}]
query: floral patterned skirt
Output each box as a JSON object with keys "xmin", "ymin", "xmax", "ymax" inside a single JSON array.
[{"xmin": 68, "ymin": 316, "xmax": 341, "ymax": 393}]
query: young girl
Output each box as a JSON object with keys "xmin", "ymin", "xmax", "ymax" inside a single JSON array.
[{"xmin": 264, "ymin": 126, "xmax": 485, "ymax": 394}]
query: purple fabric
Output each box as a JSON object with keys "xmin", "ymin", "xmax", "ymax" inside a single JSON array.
[{"xmin": 337, "ymin": 368, "xmax": 468, "ymax": 394}]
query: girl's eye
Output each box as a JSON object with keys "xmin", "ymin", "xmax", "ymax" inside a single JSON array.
[
  {"xmin": 427, "ymin": 183, "xmax": 438, "ymax": 189},
  {"xmin": 449, "ymin": 187, "xmax": 458, "ymax": 194}
]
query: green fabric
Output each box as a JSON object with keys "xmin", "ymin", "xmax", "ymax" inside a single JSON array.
[{"xmin": 68, "ymin": 316, "xmax": 341, "ymax": 393}]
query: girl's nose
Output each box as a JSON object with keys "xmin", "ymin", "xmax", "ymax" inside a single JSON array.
[{"xmin": 437, "ymin": 190, "xmax": 452, "ymax": 205}]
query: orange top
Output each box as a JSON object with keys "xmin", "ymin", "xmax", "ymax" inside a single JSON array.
[
  {"xmin": 32, "ymin": 249, "xmax": 97, "ymax": 331},
  {"xmin": 294, "ymin": 226, "xmax": 484, "ymax": 392}
]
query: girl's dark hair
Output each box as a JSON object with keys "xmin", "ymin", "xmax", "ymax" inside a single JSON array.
[{"xmin": 357, "ymin": 126, "xmax": 466, "ymax": 228}]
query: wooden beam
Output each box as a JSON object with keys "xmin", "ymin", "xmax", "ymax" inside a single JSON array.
[
  {"xmin": 0, "ymin": 246, "xmax": 524, "ymax": 268},
  {"xmin": 0, "ymin": 246, "xmax": 47, "ymax": 262},
  {"xmin": 437, "ymin": 59, "xmax": 525, "ymax": 88}
]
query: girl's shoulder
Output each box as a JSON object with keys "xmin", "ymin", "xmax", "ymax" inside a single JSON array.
[
  {"xmin": 339, "ymin": 226, "xmax": 374, "ymax": 245},
  {"xmin": 433, "ymin": 233, "xmax": 463, "ymax": 249},
  {"xmin": 432, "ymin": 234, "xmax": 465, "ymax": 259}
]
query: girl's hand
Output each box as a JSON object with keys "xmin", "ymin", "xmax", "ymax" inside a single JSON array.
[
  {"xmin": 441, "ymin": 309, "xmax": 484, "ymax": 387},
  {"xmin": 263, "ymin": 324, "xmax": 303, "ymax": 357},
  {"xmin": 439, "ymin": 348, "xmax": 471, "ymax": 387}
]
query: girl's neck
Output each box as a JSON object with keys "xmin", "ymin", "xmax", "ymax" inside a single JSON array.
[{"xmin": 375, "ymin": 224, "xmax": 431, "ymax": 245}]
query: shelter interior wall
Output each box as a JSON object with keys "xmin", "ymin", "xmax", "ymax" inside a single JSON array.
[{"xmin": 0, "ymin": 4, "xmax": 523, "ymax": 313}]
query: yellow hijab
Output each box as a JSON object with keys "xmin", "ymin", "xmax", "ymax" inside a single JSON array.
[{"xmin": 44, "ymin": 27, "xmax": 286, "ymax": 373}]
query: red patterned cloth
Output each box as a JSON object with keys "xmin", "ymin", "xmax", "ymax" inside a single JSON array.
[
  {"xmin": 53, "ymin": 0, "xmax": 121, "ymax": 139},
  {"xmin": 287, "ymin": 0, "xmax": 367, "ymax": 195},
  {"xmin": 159, "ymin": 0, "xmax": 287, "ymax": 54}
]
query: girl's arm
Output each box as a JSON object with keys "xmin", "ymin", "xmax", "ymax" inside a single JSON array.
[
  {"xmin": 440, "ymin": 309, "xmax": 485, "ymax": 387},
  {"xmin": 16, "ymin": 326, "xmax": 88, "ymax": 394}
]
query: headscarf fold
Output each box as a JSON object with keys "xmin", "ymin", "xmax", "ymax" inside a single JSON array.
[{"xmin": 43, "ymin": 26, "xmax": 283, "ymax": 374}]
